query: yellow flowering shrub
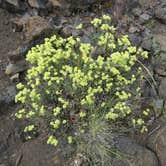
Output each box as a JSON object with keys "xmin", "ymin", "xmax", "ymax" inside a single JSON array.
[{"xmin": 15, "ymin": 15, "xmax": 149, "ymax": 147}]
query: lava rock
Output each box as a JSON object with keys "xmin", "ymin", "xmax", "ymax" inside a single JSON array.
[
  {"xmin": 27, "ymin": 0, "xmax": 47, "ymax": 9},
  {"xmin": 148, "ymin": 126, "xmax": 166, "ymax": 166},
  {"xmin": 47, "ymin": 0, "xmax": 61, "ymax": 8},
  {"xmin": 23, "ymin": 16, "xmax": 54, "ymax": 41},
  {"xmin": 141, "ymin": 37, "xmax": 153, "ymax": 51},
  {"xmin": 5, "ymin": 0, "xmax": 20, "ymax": 8},
  {"xmin": 113, "ymin": 137, "xmax": 159, "ymax": 166},
  {"xmin": 0, "ymin": 85, "xmax": 17, "ymax": 105},
  {"xmin": 159, "ymin": 78, "xmax": 166, "ymax": 99},
  {"xmin": 5, "ymin": 63, "xmax": 27, "ymax": 75},
  {"xmin": 0, "ymin": 143, "xmax": 7, "ymax": 155},
  {"xmin": 139, "ymin": 13, "xmax": 151, "ymax": 23},
  {"xmin": 153, "ymin": 34, "xmax": 166, "ymax": 52},
  {"xmin": 128, "ymin": 26, "xmax": 140, "ymax": 33},
  {"xmin": 3, "ymin": 0, "xmax": 27, "ymax": 13},
  {"xmin": 132, "ymin": 7, "xmax": 142, "ymax": 17},
  {"xmin": 155, "ymin": 6, "xmax": 166, "ymax": 24},
  {"xmin": 61, "ymin": 25, "xmax": 73, "ymax": 38},
  {"xmin": 128, "ymin": 33, "xmax": 142, "ymax": 47},
  {"xmin": 68, "ymin": 0, "xmax": 106, "ymax": 10},
  {"xmin": 14, "ymin": 139, "xmax": 63, "ymax": 166}
]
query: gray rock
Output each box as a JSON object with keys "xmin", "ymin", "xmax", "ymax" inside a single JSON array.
[
  {"xmin": 155, "ymin": 65, "xmax": 166, "ymax": 77},
  {"xmin": 113, "ymin": 137, "xmax": 159, "ymax": 166},
  {"xmin": 0, "ymin": 164, "xmax": 7, "ymax": 166},
  {"xmin": 153, "ymin": 34, "xmax": 166, "ymax": 52},
  {"xmin": 0, "ymin": 152, "xmax": 9, "ymax": 166},
  {"xmin": 138, "ymin": 0, "xmax": 158, "ymax": 8},
  {"xmin": 5, "ymin": 63, "xmax": 27, "ymax": 75},
  {"xmin": 147, "ymin": 126, "xmax": 166, "ymax": 166},
  {"xmin": 155, "ymin": 6, "xmax": 166, "ymax": 24},
  {"xmin": 5, "ymin": 0, "xmax": 20, "ymax": 7},
  {"xmin": 10, "ymin": 73, "xmax": 19, "ymax": 83},
  {"xmin": 23, "ymin": 16, "xmax": 54, "ymax": 41},
  {"xmin": 128, "ymin": 26, "xmax": 140, "ymax": 33},
  {"xmin": 159, "ymin": 78, "xmax": 166, "ymax": 98},
  {"xmin": 68, "ymin": 0, "xmax": 106, "ymax": 9},
  {"xmin": 27, "ymin": 0, "xmax": 46, "ymax": 9},
  {"xmin": 0, "ymin": 143, "xmax": 7, "ymax": 155},
  {"xmin": 139, "ymin": 13, "xmax": 151, "ymax": 23},
  {"xmin": 47, "ymin": 0, "xmax": 61, "ymax": 8},
  {"xmin": 128, "ymin": 34, "xmax": 142, "ymax": 47},
  {"xmin": 61, "ymin": 25, "xmax": 73, "ymax": 38},
  {"xmin": 3, "ymin": 0, "xmax": 26, "ymax": 12},
  {"xmin": 132, "ymin": 8, "xmax": 142, "ymax": 17},
  {"xmin": 141, "ymin": 37, "xmax": 153, "ymax": 51},
  {"xmin": 160, "ymin": 53, "xmax": 166, "ymax": 61},
  {"xmin": 0, "ymin": 85, "xmax": 17, "ymax": 105}
]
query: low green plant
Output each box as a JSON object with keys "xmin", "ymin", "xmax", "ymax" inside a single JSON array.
[
  {"xmin": 15, "ymin": 15, "xmax": 149, "ymax": 163},
  {"xmin": 76, "ymin": 115, "xmax": 117, "ymax": 166}
]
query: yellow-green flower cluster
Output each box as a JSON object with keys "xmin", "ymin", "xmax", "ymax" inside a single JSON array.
[{"xmin": 15, "ymin": 15, "xmax": 149, "ymax": 147}]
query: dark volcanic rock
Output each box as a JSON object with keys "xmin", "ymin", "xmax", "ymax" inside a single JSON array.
[
  {"xmin": 23, "ymin": 16, "xmax": 54, "ymax": 41},
  {"xmin": 155, "ymin": 6, "xmax": 166, "ymax": 24},
  {"xmin": 148, "ymin": 126, "xmax": 166, "ymax": 166},
  {"xmin": 67, "ymin": 0, "xmax": 106, "ymax": 9},
  {"xmin": 5, "ymin": 63, "xmax": 27, "ymax": 75},
  {"xmin": 3, "ymin": 0, "xmax": 27, "ymax": 13},
  {"xmin": 0, "ymin": 85, "xmax": 17, "ymax": 105},
  {"xmin": 113, "ymin": 137, "xmax": 159, "ymax": 166},
  {"xmin": 159, "ymin": 78, "xmax": 166, "ymax": 99},
  {"xmin": 27, "ymin": 0, "xmax": 47, "ymax": 9}
]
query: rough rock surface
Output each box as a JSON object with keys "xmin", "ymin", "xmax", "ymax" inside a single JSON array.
[
  {"xmin": 153, "ymin": 34, "xmax": 166, "ymax": 52},
  {"xmin": 13, "ymin": 139, "xmax": 63, "ymax": 166},
  {"xmin": 147, "ymin": 126, "xmax": 166, "ymax": 166},
  {"xmin": 27, "ymin": 0, "xmax": 46, "ymax": 9},
  {"xmin": 23, "ymin": 16, "xmax": 54, "ymax": 41},
  {"xmin": 0, "ymin": 85, "xmax": 17, "ymax": 106},
  {"xmin": 155, "ymin": 3, "xmax": 166, "ymax": 24},
  {"xmin": 112, "ymin": 137, "xmax": 159, "ymax": 166},
  {"xmin": 159, "ymin": 78, "xmax": 166, "ymax": 99}
]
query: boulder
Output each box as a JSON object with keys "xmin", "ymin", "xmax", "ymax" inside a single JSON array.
[
  {"xmin": 13, "ymin": 139, "xmax": 63, "ymax": 166},
  {"xmin": 3, "ymin": 0, "xmax": 27, "ymax": 13},
  {"xmin": 139, "ymin": 13, "xmax": 151, "ymax": 23},
  {"xmin": 155, "ymin": 5, "xmax": 166, "ymax": 24},
  {"xmin": 47, "ymin": 0, "xmax": 61, "ymax": 8},
  {"xmin": 147, "ymin": 126, "xmax": 166, "ymax": 166},
  {"xmin": 23, "ymin": 16, "xmax": 54, "ymax": 41},
  {"xmin": 67, "ymin": 0, "xmax": 106, "ymax": 9},
  {"xmin": 153, "ymin": 34, "xmax": 166, "ymax": 52},
  {"xmin": 5, "ymin": 63, "xmax": 27, "ymax": 75},
  {"xmin": 113, "ymin": 137, "xmax": 159, "ymax": 166},
  {"xmin": 5, "ymin": 0, "xmax": 20, "ymax": 8},
  {"xmin": 159, "ymin": 78, "xmax": 166, "ymax": 99},
  {"xmin": 27, "ymin": 0, "xmax": 46, "ymax": 9},
  {"xmin": 0, "ymin": 85, "xmax": 17, "ymax": 106}
]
